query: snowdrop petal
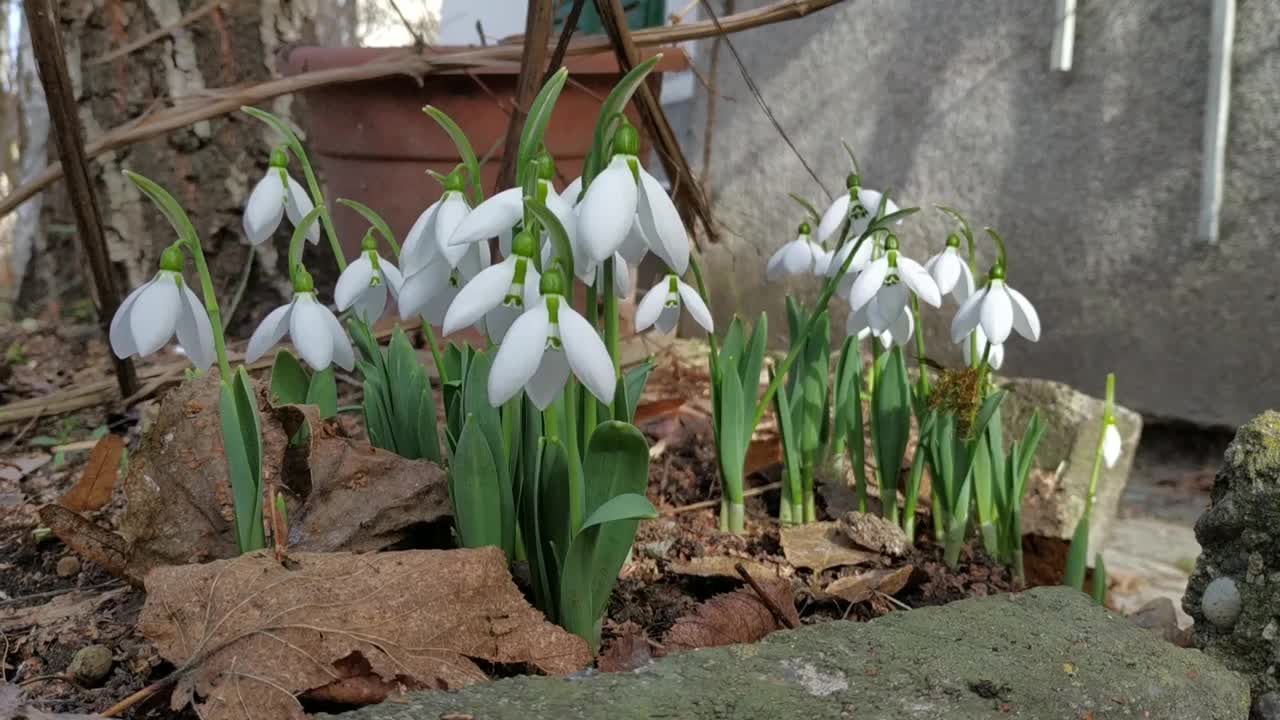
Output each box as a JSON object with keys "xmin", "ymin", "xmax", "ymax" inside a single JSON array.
[
  {"xmin": 397, "ymin": 258, "xmax": 450, "ymax": 319},
  {"xmin": 811, "ymin": 244, "xmax": 831, "ymax": 276},
  {"xmin": 443, "ymin": 257, "xmax": 515, "ymax": 336},
  {"xmin": 1006, "ymin": 285, "xmax": 1041, "ymax": 341},
  {"xmin": 485, "ymin": 305, "xmax": 522, "ymax": 344},
  {"xmin": 989, "ymin": 342, "xmax": 1005, "ymax": 370},
  {"xmin": 560, "ymin": 305, "xmax": 616, "ymax": 404},
  {"xmin": 634, "ymin": 282, "xmax": 667, "ymax": 332},
  {"xmin": 291, "ymin": 297, "xmax": 335, "ymax": 370},
  {"xmin": 777, "ymin": 239, "xmax": 815, "ymax": 279},
  {"xmin": 175, "ymin": 285, "xmax": 216, "ymax": 370},
  {"xmin": 425, "ymin": 284, "xmax": 460, "ymax": 326},
  {"xmin": 954, "ymin": 262, "xmax": 975, "ymax": 303},
  {"xmin": 610, "ymin": 255, "xmax": 632, "ymax": 298},
  {"xmin": 980, "ymin": 283, "xmax": 1014, "ymax": 345},
  {"xmin": 352, "ymin": 285, "xmax": 388, "ymax": 324},
  {"xmin": 334, "ymin": 255, "xmax": 376, "ymax": 311},
  {"xmin": 650, "ymin": 303, "xmax": 679, "ymax": 334},
  {"xmin": 950, "ymin": 287, "xmax": 986, "ymax": 344},
  {"xmin": 637, "ymin": 169, "xmax": 689, "ymax": 275},
  {"xmin": 545, "ymin": 190, "xmax": 579, "ymax": 250},
  {"xmin": 847, "ymin": 257, "xmax": 889, "ymax": 312},
  {"xmin": 489, "ymin": 303, "xmax": 549, "ymax": 406},
  {"xmin": 619, "ymin": 218, "xmax": 650, "ymax": 266},
  {"xmin": 323, "ymin": 306, "xmax": 355, "ymax": 372},
  {"xmin": 929, "ymin": 249, "xmax": 962, "ymax": 295},
  {"xmin": 244, "ymin": 173, "xmax": 286, "ymax": 245},
  {"xmin": 448, "ymin": 187, "xmax": 522, "ymax": 247},
  {"xmin": 962, "ymin": 327, "xmax": 1004, "ymax": 370},
  {"xmin": 401, "ymin": 201, "xmax": 440, "ymax": 275},
  {"xmin": 678, "ymin": 281, "xmax": 713, "ymax": 333},
  {"xmin": 562, "ymin": 176, "xmax": 583, "ymax": 206},
  {"xmin": 1102, "ymin": 423, "xmax": 1122, "ymax": 469},
  {"xmin": 131, "ymin": 276, "xmax": 181, "ymax": 356},
  {"xmin": 434, "ymin": 193, "xmax": 471, "ymax": 266},
  {"xmin": 898, "ymin": 256, "xmax": 941, "ymax": 307},
  {"xmin": 846, "ymin": 301, "xmax": 871, "ymax": 338},
  {"xmin": 284, "ymin": 176, "xmax": 320, "ymax": 245},
  {"xmin": 245, "ymin": 303, "xmax": 292, "ymax": 363},
  {"xmin": 109, "ymin": 281, "xmax": 150, "ymax": 358},
  {"xmin": 878, "ymin": 282, "xmax": 909, "ymax": 325},
  {"xmin": 577, "ymin": 158, "xmax": 638, "ymax": 264},
  {"xmin": 526, "ymin": 349, "xmax": 570, "ymax": 410},
  {"xmin": 379, "ymin": 257, "xmax": 404, "ymax": 298},
  {"xmin": 816, "ymin": 193, "xmax": 850, "ymax": 244},
  {"xmin": 887, "ymin": 304, "xmax": 914, "ymax": 346}
]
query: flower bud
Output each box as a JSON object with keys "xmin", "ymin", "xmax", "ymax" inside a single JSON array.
[
  {"xmin": 360, "ymin": 229, "xmax": 378, "ymax": 252},
  {"xmin": 946, "ymin": 232, "xmax": 962, "ymax": 249},
  {"xmin": 511, "ymin": 230, "xmax": 537, "ymax": 259},
  {"xmin": 159, "ymin": 245, "xmax": 185, "ymax": 272},
  {"xmin": 293, "ymin": 267, "xmax": 315, "ymax": 293},
  {"xmin": 845, "ymin": 172, "xmax": 861, "ymax": 191},
  {"xmin": 798, "ymin": 221, "xmax": 811, "ymax": 236},
  {"xmin": 540, "ymin": 266, "xmax": 566, "ymax": 296},
  {"xmin": 269, "ymin": 147, "xmax": 289, "ymax": 169},
  {"xmin": 443, "ymin": 168, "xmax": 466, "ymax": 193},
  {"xmin": 612, "ymin": 121, "xmax": 640, "ymax": 157},
  {"xmin": 535, "ymin": 150, "xmax": 556, "ymax": 181}
]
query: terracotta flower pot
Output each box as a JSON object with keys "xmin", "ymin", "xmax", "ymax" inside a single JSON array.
[{"xmin": 282, "ymin": 46, "xmax": 690, "ymax": 258}]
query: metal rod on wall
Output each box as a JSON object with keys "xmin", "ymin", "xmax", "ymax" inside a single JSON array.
[
  {"xmin": 1199, "ymin": 0, "xmax": 1235, "ymax": 245},
  {"xmin": 1050, "ymin": 0, "xmax": 1076, "ymax": 72}
]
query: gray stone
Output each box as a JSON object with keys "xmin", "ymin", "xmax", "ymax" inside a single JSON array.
[
  {"xmin": 66, "ymin": 644, "xmax": 112, "ymax": 687},
  {"xmin": 55, "ymin": 556, "xmax": 80, "ymax": 578},
  {"xmin": 1002, "ymin": 376, "xmax": 1143, "ymax": 551},
  {"xmin": 840, "ymin": 511, "xmax": 909, "ymax": 558},
  {"xmin": 334, "ymin": 587, "xmax": 1247, "ymax": 720},
  {"xmin": 1203, "ymin": 577, "xmax": 1243, "ymax": 629},
  {"xmin": 678, "ymin": 0, "xmax": 1280, "ymax": 428},
  {"xmin": 1186, "ymin": 412, "xmax": 1280, "ymax": 700}
]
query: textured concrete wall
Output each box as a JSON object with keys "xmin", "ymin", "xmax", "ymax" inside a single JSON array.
[{"xmin": 680, "ymin": 0, "xmax": 1280, "ymax": 427}]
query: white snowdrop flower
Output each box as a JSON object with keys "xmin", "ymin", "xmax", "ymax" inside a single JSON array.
[
  {"xmin": 1102, "ymin": 421, "xmax": 1122, "ymax": 469},
  {"xmin": 335, "ymin": 231, "xmax": 403, "ymax": 324},
  {"xmin": 432, "ymin": 173, "xmax": 489, "ymax": 277},
  {"xmin": 110, "ymin": 246, "xmax": 215, "ymax": 370},
  {"xmin": 400, "ymin": 198, "xmax": 441, "ymax": 276},
  {"xmin": 924, "ymin": 234, "xmax": 975, "ymax": 303},
  {"xmin": 635, "ymin": 274, "xmax": 713, "ymax": 336},
  {"xmin": 577, "ymin": 123, "xmax": 689, "ymax": 273},
  {"xmin": 448, "ymin": 155, "xmax": 577, "ymax": 258},
  {"xmin": 243, "ymin": 148, "xmax": 318, "ymax": 246},
  {"xmin": 847, "ymin": 235, "xmax": 941, "ymax": 335},
  {"xmin": 487, "ymin": 269, "xmax": 616, "ymax": 410},
  {"xmin": 949, "ymin": 266, "xmax": 1041, "ymax": 346},
  {"xmin": 562, "ymin": 176, "xmax": 583, "ymax": 206},
  {"xmin": 245, "ymin": 270, "xmax": 353, "ymax": 371},
  {"xmin": 816, "ymin": 174, "xmax": 900, "ymax": 246},
  {"xmin": 825, "ymin": 233, "xmax": 877, "ymax": 299},
  {"xmin": 398, "ymin": 172, "xmax": 490, "ymax": 330},
  {"xmin": 960, "ymin": 326, "xmax": 1005, "ymax": 370},
  {"xmin": 766, "ymin": 222, "xmax": 830, "ymax": 281},
  {"xmin": 847, "ymin": 295, "xmax": 915, "ymax": 349},
  {"xmin": 398, "ymin": 256, "xmax": 462, "ymax": 328},
  {"xmin": 443, "ymin": 231, "xmax": 542, "ymax": 343}
]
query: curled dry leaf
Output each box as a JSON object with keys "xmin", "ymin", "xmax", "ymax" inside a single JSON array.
[
  {"xmin": 780, "ymin": 521, "xmax": 882, "ymax": 572},
  {"xmin": 666, "ymin": 556, "xmax": 786, "ymax": 583},
  {"xmin": 824, "ymin": 565, "xmax": 914, "ymax": 604},
  {"xmin": 140, "ymin": 548, "xmax": 591, "ymax": 720},
  {"xmin": 597, "ymin": 622, "xmax": 657, "ymax": 673},
  {"xmin": 0, "ymin": 682, "xmax": 103, "ymax": 719},
  {"xmin": 59, "ymin": 433, "xmax": 125, "ymax": 512},
  {"xmin": 661, "ymin": 577, "xmax": 799, "ymax": 653},
  {"xmin": 47, "ymin": 375, "xmax": 450, "ymax": 582}
]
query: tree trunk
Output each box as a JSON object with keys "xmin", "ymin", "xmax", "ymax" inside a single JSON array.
[{"xmin": 21, "ymin": 0, "xmax": 319, "ymax": 330}]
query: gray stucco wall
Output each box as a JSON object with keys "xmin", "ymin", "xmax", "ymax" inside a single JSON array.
[{"xmin": 678, "ymin": 0, "xmax": 1279, "ymax": 427}]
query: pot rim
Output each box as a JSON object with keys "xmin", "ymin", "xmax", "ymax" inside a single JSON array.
[{"xmin": 283, "ymin": 45, "xmax": 690, "ymax": 77}]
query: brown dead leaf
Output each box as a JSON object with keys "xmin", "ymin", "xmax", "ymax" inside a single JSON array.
[
  {"xmin": 662, "ymin": 577, "xmax": 799, "ymax": 653},
  {"xmin": 743, "ymin": 435, "xmax": 782, "ymax": 476},
  {"xmin": 0, "ymin": 589, "xmax": 126, "ymax": 633},
  {"xmin": 51, "ymin": 376, "xmax": 451, "ymax": 581},
  {"xmin": 667, "ymin": 556, "xmax": 787, "ymax": 583},
  {"xmin": 824, "ymin": 565, "xmax": 914, "ymax": 604},
  {"xmin": 780, "ymin": 521, "xmax": 882, "ymax": 572},
  {"xmin": 59, "ymin": 434, "xmax": 124, "ymax": 512},
  {"xmin": 0, "ymin": 453, "xmax": 50, "ymax": 483},
  {"xmin": 140, "ymin": 548, "xmax": 589, "ymax": 720},
  {"xmin": 633, "ymin": 397, "xmax": 685, "ymax": 424},
  {"xmin": 0, "ymin": 682, "xmax": 103, "ymax": 718},
  {"xmin": 597, "ymin": 622, "xmax": 656, "ymax": 673}
]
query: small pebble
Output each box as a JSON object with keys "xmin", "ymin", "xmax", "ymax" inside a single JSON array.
[
  {"xmin": 1201, "ymin": 576, "xmax": 1242, "ymax": 629},
  {"xmin": 67, "ymin": 644, "xmax": 113, "ymax": 687},
  {"xmin": 56, "ymin": 556, "xmax": 81, "ymax": 578}
]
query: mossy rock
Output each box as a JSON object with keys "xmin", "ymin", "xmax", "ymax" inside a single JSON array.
[{"xmin": 335, "ymin": 587, "xmax": 1246, "ymax": 720}]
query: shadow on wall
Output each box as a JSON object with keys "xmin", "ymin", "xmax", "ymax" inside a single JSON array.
[{"xmin": 685, "ymin": 0, "xmax": 1278, "ymax": 426}]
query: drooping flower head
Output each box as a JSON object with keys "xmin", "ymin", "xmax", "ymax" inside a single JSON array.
[
  {"xmin": 1102, "ymin": 419, "xmax": 1122, "ymax": 469},
  {"xmin": 443, "ymin": 230, "xmax": 542, "ymax": 343},
  {"xmin": 924, "ymin": 232, "xmax": 975, "ymax": 304},
  {"xmin": 110, "ymin": 245, "xmax": 216, "ymax": 369},
  {"xmin": 447, "ymin": 151, "xmax": 577, "ymax": 259},
  {"xmin": 335, "ymin": 229, "xmax": 403, "ymax": 324},
  {"xmin": 816, "ymin": 173, "xmax": 900, "ymax": 247},
  {"xmin": 949, "ymin": 263, "xmax": 1041, "ymax": 347},
  {"xmin": 487, "ymin": 267, "xmax": 615, "ymax": 410},
  {"xmin": 577, "ymin": 121, "xmax": 689, "ymax": 274},
  {"xmin": 243, "ymin": 147, "xmax": 319, "ymax": 246},
  {"xmin": 766, "ymin": 222, "xmax": 830, "ymax": 281},
  {"xmin": 398, "ymin": 169, "xmax": 489, "ymax": 328},
  {"xmin": 846, "ymin": 234, "xmax": 941, "ymax": 344},
  {"xmin": 245, "ymin": 268, "xmax": 354, "ymax": 371},
  {"xmin": 635, "ymin": 274, "xmax": 714, "ymax": 336}
]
